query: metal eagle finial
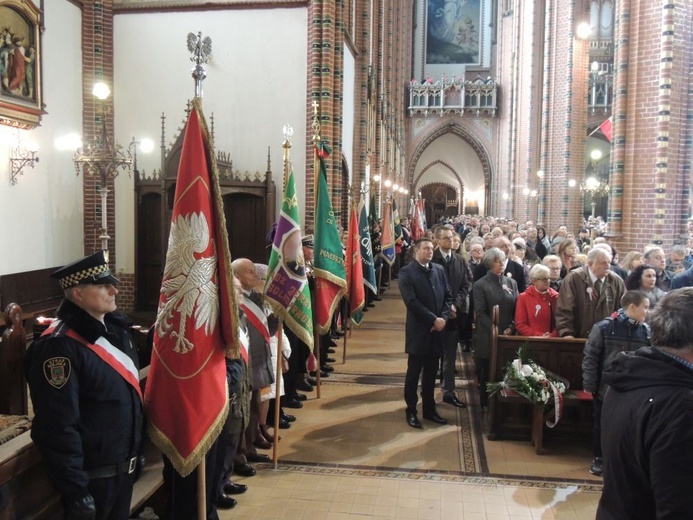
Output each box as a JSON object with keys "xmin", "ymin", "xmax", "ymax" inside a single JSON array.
[{"xmin": 187, "ymin": 31, "xmax": 212, "ymax": 98}]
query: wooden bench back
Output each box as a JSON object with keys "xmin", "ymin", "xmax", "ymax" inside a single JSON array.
[{"xmin": 490, "ymin": 305, "xmax": 587, "ymax": 391}]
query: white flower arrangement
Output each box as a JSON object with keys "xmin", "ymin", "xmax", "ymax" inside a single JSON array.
[{"xmin": 487, "ymin": 343, "xmax": 569, "ymax": 427}]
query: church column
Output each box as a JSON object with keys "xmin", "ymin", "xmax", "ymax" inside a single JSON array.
[
  {"xmin": 541, "ymin": 0, "xmax": 587, "ymax": 230},
  {"xmin": 611, "ymin": 0, "xmax": 693, "ymax": 250},
  {"xmin": 81, "ymin": 1, "xmax": 116, "ymax": 261}
]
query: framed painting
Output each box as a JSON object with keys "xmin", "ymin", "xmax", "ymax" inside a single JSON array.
[
  {"xmin": 0, "ymin": 0, "xmax": 43, "ymax": 129},
  {"xmin": 426, "ymin": 0, "xmax": 481, "ymax": 65}
]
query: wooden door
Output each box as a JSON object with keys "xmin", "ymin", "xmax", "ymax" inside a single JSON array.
[
  {"xmin": 224, "ymin": 193, "xmax": 269, "ymax": 264},
  {"xmin": 137, "ymin": 192, "xmax": 163, "ymax": 311}
]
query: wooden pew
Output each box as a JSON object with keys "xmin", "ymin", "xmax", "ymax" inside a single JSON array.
[
  {"xmin": 487, "ymin": 306, "xmax": 593, "ymax": 454},
  {"xmin": 0, "ymin": 340, "xmax": 163, "ymax": 519}
]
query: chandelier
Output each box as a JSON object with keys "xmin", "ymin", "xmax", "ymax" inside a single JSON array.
[{"xmin": 73, "ymin": 82, "xmax": 133, "ymax": 251}]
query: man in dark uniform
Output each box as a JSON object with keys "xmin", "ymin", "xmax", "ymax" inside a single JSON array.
[{"xmin": 26, "ymin": 251, "xmax": 143, "ymax": 520}]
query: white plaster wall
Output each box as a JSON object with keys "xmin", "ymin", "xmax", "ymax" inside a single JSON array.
[
  {"xmin": 0, "ymin": 0, "xmax": 83, "ymax": 275},
  {"xmin": 413, "ymin": 132, "xmax": 485, "ymax": 213},
  {"xmin": 113, "ymin": 8, "xmax": 308, "ymax": 273},
  {"xmin": 342, "ymin": 45, "xmax": 355, "ymax": 186}
]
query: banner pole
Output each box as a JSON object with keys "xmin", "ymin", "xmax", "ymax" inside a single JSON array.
[
  {"xmin": 342, "ymin": 303, "xmax": 349, "ymax": 364},
  {"xmin": 273, "ymin": 318, "xmax": 283, "ymax": 469},
  {"xmin": 197, "ymin": 459, "xmax": 206, "ymax": 520}
]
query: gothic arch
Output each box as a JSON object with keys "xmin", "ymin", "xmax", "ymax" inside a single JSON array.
[
  {"xmin": 413, "ymin": 159, "xmax": 465, "ymax": 192},
  {"xmin": 407, "ymin": 121, "xmax": 493, "ymax": 204}
]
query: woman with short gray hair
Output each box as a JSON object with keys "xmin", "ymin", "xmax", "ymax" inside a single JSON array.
[{"xmin": 515, "ymin": 264, "xmax": 558, "ymax": 337}]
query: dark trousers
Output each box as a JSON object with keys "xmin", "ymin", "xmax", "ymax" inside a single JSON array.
[
  {"xmin": 162, "ymin": 440, "xmax": 221, "ymax": 520},
  {"xmin": 285, "ymin": 326, "xmax": 309, "ymax": 397},
  {"xmin": 475, "ymin": 357, "xmax": 490, "ymax": 408},
  {"xmin": 593, "ymin": 396, "xmax": 603, "ymax": 459},
  {"xmin": 404, "ymin": 353, "xmax": 440, "ymax": 416},
  {"xmin": 82, "ymin": 472, "xmax": 134, "ymax": 520},
  {"xmin": 217, "ymin": 428, "xmax": 242, "ymax": 498},
  {"xmin": 243, "ymin": 390, "xmax": 261, "ymax": 456},
  {"xmin": 441, "ymin": 328, "xmax": 459, "ymax": 396}
]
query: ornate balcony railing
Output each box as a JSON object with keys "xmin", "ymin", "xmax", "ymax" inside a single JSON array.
[
  {"xmin": 408, "ymin": 76, "xmax": 499, "ymax": 117},
  {"xmin": 588, "ymin": 63, "xmax": 613, "ymax": 114}
]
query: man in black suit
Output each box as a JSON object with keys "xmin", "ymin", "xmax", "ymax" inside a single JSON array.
[
  {"xmin": 472, "ymin": 236, "xmax": 527, "ymax": 293},
  {"xmin": 399, "ymin": 238, "xmax": 453, "ymax": 428},
  {"xmin": 431, "ymin": 226, "xmax": 471, "ymax": 408}
]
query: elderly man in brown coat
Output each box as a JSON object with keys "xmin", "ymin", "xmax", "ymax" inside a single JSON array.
[{"xmin": 556, "ymin": 247, "xmax": 626, "ymax": 338}]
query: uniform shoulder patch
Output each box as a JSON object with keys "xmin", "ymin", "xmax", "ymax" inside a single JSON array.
[{"xmin": 43, "ymin": 357, "xmax": 71, "ymax": 389}]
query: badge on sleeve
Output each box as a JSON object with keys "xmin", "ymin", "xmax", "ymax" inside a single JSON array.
[{"xmin": 43, "ymin": 357, "xmax": 71, "ymax": 389}]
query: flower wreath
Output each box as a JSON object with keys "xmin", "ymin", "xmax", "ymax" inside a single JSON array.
[{"xmin": 486, "ymin": 343, "xmax": 569, "ymax": 428}]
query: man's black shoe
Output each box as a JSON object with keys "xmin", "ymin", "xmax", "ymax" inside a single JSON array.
[
  {"xmin": 443, "ymin": 394, "xmax": 467, "ymax": 408},
  {"xmin": 325, "ymin": 338, "xmax": 337, "ymax": 347},
  {"xmin": 324, "ymin": 357, "xmax": 337, "ymax": 363},
  {"xmin": 217, "ymin": 494, "xmax": 237, "ymax": 509},
  {"xmin": 294, "ymin": 393, "xmax": 307, "ymax": 401},
  {"xmin": 281, "ymin": 411, "xmax": 296, "ymax": 422},
  {"xmin": 234, "ymin": 463, "xmax": 256, "ymax": 477},
  {"xmin": 367, "ymin": 303, "xmax": 375, "ymax": 308},
  {"xmin": 362, "ymin": 307, "xmax": 370, "ymax": 312},
  {"xmin": 306, "ymin": 377, "xmax": 317, "ymax": 386},
  {"xmin": 296, "ymin": 380, "xmax": 314, "ymax": 392},
  {"xmin": 278, "ymin": 419, "xmax": 291, "ymax": 429},
  {"xmin": 284, "ymin": 398, "xmax": 303, "ymax": 409},
  {"xmin": 327, "ymin": 347, "xmax": 336, "ymax": 354},
  {"xmin": 374, "ymin": 296, "xmax": 383, "ymax": 301},
  {"xmin": 423, "ymin": 412, "xmax": 447, "ymax": 425},
  {"xmin": 332, "ymin": 330, "xmax": 345, "ymax": 337},
  {"xmin": 321, "ymin": 364, "xmax": 334, "ymax": 373},
  {"xmin": 590, "ymin": 458, "xmax": 603, "ymax": 476},
  {"xmin": 406, "ymin": 413, "xmax": 422, "ymax": 429},
  {"xmin": 223, "ymin": 482, "xmax": 248, "ymax": 495},
  {"xmin": 247, "ymin": 453, "xmax": 271, "ymax": 463}
]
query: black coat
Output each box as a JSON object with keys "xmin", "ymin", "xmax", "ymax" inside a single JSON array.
[
  {"xmin": 472, "ymin": 272, "xmax": 518, "ymax": 360},
  {"xmin": 582, "ymin": 315, "xmax": 650, "ymax": 399},
  {"xmin": 431, "ymin": 249, "xmax": 472, "ymax": 314},
  {"xmin": 598, "ymin": 347, "xmax": 693, "ymax": 520},
  {"xmin": 398, "ymin": 260, "xmax": 453, "ymax": 355},
  {"xmin": 26, "ymin": 299, "xmax": 143, "ymax": 501}
]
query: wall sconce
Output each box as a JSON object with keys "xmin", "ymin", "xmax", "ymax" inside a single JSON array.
[
  {"xmin": 373, "ymin": 174, "xmax": 381, "ymax": 182},
  {"xmin": 9, "ymin": 130, "xmax": 39, "ymax": 185},
  {"xmin": 384, "ymin": 179, "xmax": 392, "ymax": 188},
  {"xmin": 568, "ymin": 179, "xmax": 577, "ymax": 188}
]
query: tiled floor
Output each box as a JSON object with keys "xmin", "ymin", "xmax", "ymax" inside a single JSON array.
[{"xmin": 219, "ymin": 285, "xmax": 602, "ymax": 519}]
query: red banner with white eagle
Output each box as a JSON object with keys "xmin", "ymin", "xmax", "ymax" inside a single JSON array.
[{"xmin": 144, "ymin": 99, "xmax": 239, "ymax": 477}]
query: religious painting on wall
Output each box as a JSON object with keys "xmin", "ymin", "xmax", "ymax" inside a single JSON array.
[
  {"xmin": 0, "ymin": 0, "xmax": 43, "ymax": 129},
  {"xmin": 426, "ymin": 0, "xmax": 481, "ymax": 65}
]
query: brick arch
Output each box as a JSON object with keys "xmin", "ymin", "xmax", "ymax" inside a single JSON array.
[{"xmin": 407, "ymin": 121, "xmax": 493, "ymax": 207}]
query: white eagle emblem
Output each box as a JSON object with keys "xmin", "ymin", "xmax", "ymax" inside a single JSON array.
[{"xmin": 156, "ymin": 212, "xmax": 219, "ymax": 354}]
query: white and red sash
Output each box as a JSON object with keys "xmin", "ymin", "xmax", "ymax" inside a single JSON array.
[
  {"xmin": 43, "ymin": 320, "xmax": 143, "ymax": 401},
  {"xmin": 240, "ymin": 293, "xmax": 270, "ymax": 345},
  {"xmin": 237, "ymin": 326, "xmax": 249, "ymax": 363}
]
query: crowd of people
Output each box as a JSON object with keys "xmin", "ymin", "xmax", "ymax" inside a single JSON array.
[
  {"xmin": 395, "ymin": 213, "xmax": 693, "ymax": 518},
  {"xmin": 23, "ymin": 212, "xmax": 693, "ymax": 519}
]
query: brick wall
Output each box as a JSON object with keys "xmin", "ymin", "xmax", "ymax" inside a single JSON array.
[{"xmin": 610, "ymin": 0, "xmax": 693, "ymax": 252}]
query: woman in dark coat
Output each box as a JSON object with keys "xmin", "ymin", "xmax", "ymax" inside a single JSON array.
[{"xmin": 472, "ymin": 247, "xmax": 519, "ymax": 407}]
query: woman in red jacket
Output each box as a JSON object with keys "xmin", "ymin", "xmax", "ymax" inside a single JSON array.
[{"xmin": 515, "ymin": 264, "xmax": 559, "ymax": 336}]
